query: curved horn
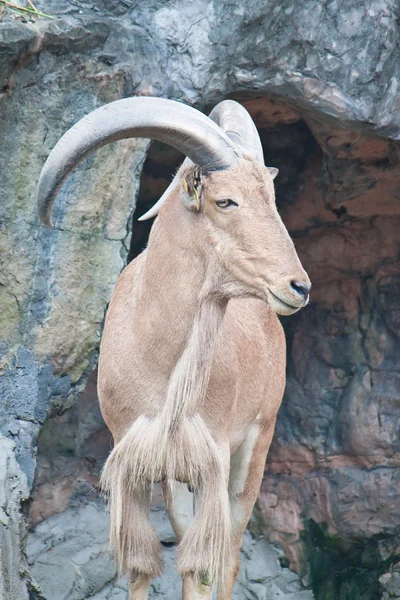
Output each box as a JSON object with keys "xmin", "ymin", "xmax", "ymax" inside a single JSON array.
[
  {"xmin": 209, "ymin": 100, "xmax": 264, "ymax": 164},
  {"xmin": 137, "ymin": 172, "xmax": 182, "ymax": 222},
  {"xmin": 138, "ymin": 99, "xmax": 264, "ymax": 221},
  {"xmin": 37, "ymin": 97, "xmax": 238, "ymax": 227}
]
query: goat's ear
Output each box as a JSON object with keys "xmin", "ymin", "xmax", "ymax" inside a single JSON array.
[
  {"xmin": 268, "ymin": 167, "xmax": 279, "ymax": 180},
  {"xmin": 180, "ymin": 165, "xmax": 203, "ymax": 212}
]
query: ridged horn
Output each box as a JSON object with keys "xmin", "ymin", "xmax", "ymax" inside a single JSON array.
[
  {"xmin": 209, "ymin": 99, "xmax": 264, "ymax": 163},
  {"xmin": 138, "ymin": 99, "xmax": 264, "ymax": 221},
  {"xmin": 37, "ymin": 97, "xmax": 239, "ymax": 227}
]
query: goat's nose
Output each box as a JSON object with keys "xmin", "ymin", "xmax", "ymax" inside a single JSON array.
[{"xmin": 290, "ymin": 280, "xmax": 311, "ymax": 302}]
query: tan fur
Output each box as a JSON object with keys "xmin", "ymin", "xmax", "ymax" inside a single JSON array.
[
  {"xmin": 98, "ymin": 156, "xmax": 311, "ymax": 599},
  {"xmin": 101, "ymin": 295, "xmax": 232, "ymax": 589}
]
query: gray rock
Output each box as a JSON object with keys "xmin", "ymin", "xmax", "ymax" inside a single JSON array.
[
  {"xmin": 0, "ymin": 0, "xmax": 399, "ymax": 136},
  {"xmin": 0, "ymin": 434, "xmax": 29, "ymax": 600},
  {"xmin": 150, "ymin": 506, "xmax": 176, "ymax": 545},
  {"xmin": 27, "ymin": 498, "xmax": 313, "ymax": 599},
  {"xmin": 380, "ymin": 565, "xmax": 400, "ymax": 599}
]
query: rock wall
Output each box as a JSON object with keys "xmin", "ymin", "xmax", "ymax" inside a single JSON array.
[
  {"xmin": 0, "ymin": 1, "xmax": 399, "ymax": 599},
  {"xmin": 255, "ymin": 112, "xmax": 400, "ymax": 598}
]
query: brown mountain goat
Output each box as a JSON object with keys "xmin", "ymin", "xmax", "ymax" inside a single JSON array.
[{"xmin": 37, "ymin": 97, "xmax": 311, "ymax": 600}]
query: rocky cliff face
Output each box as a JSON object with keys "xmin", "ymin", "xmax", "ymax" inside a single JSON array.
[
  {"xmin": 255, "ymin": 109, "xmax": 400, "ymax": 598},
  {"xmin": 0, "ymin": 1, "xmax": 399, "ymax": 599}
]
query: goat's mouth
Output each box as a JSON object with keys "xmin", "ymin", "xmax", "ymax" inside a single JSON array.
[{"xmin": 267, "ymin": 289, "xmax": 303, "ymax": 316}]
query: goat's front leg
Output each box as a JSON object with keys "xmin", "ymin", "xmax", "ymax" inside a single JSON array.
[
  {"xmin": 128, "ymin": 573, "xmax": 150, "ymax": 600},
  {"xmin": 162, "ymin": 481, "xmax": 214, "ymax": 600},
  {"xmin": 126, "ymin": 482, "xmax": 160, "ymax": 600},
  {"xmin": 220, "ymin": 418, "xmax": 277, "ymax": 600}
]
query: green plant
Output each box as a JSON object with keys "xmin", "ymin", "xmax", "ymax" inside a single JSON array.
[{"xmin": 0, "ymin": 0, "xmax": 53, "ymax": 19}]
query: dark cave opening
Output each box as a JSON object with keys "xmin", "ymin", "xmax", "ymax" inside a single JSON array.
[{"xmin": 127, "ymin": 142, "xmax": 185, "ymax": 264}]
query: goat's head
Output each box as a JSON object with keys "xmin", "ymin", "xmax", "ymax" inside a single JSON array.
[
  {"xmin": 37, "ymin": 97, "xmax": 310, "ymax": 315},
  {"xmin": 163, "ymin": 157, "xmax": 310, "ymax": 314}
]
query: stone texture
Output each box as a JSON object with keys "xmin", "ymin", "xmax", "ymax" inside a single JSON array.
[
  {"xmin": 255, "ymin": 125, "xmax": 400, "ymax": 597},
  {"xmin": 27, "ymin": 498, "xmax": 313, "ymax": 600},
  {"xmin": 0, "ymin": 434, "xmax": 30, "ymax": 600},
  {"xmin": 1, "ymin": 0, "xmax": 399, "ymax": 137},
  {"xmin": 0, "ymin": 0, "xmax": 400, "ymax": 598},
  {"xmin": 380, "ymin": 565, "xmax": 400, "ymax": 600}
]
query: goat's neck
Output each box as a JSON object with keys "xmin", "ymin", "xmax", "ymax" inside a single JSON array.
[{"xmin": 137, "ymin": 202, "xmax": 226, "ymax": 392}]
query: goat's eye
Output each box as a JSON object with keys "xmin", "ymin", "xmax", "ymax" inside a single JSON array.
[{"xmin": 216, "ymin": 199, "xmax": 238, "ymax": 209}]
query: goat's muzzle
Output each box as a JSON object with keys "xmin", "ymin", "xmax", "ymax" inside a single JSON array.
[{"xmin": 267, "ymin": 276, "xmax": 311, "ymax": 316}]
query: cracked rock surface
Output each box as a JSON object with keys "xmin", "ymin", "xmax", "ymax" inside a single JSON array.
[
  {"xmin": 27, "ymin": 498, "xmax": 313, "ymax": 600},
  {"xmin": 0, "ymin": 434, "xmax": 30, "ymax": 600}
]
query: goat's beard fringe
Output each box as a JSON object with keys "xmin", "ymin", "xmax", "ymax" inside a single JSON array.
[{"xmin": 100, "ymin": 297, "xmax": 233, "ymax": 591}]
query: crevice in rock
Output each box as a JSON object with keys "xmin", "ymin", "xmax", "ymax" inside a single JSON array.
[
  {"xmin": 331, "ymin": 205, "xmax": 348, "ymax": 219},
  {"xmin": 302, "ymin": 520, "xmax": 398, "ymax": 600}
]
